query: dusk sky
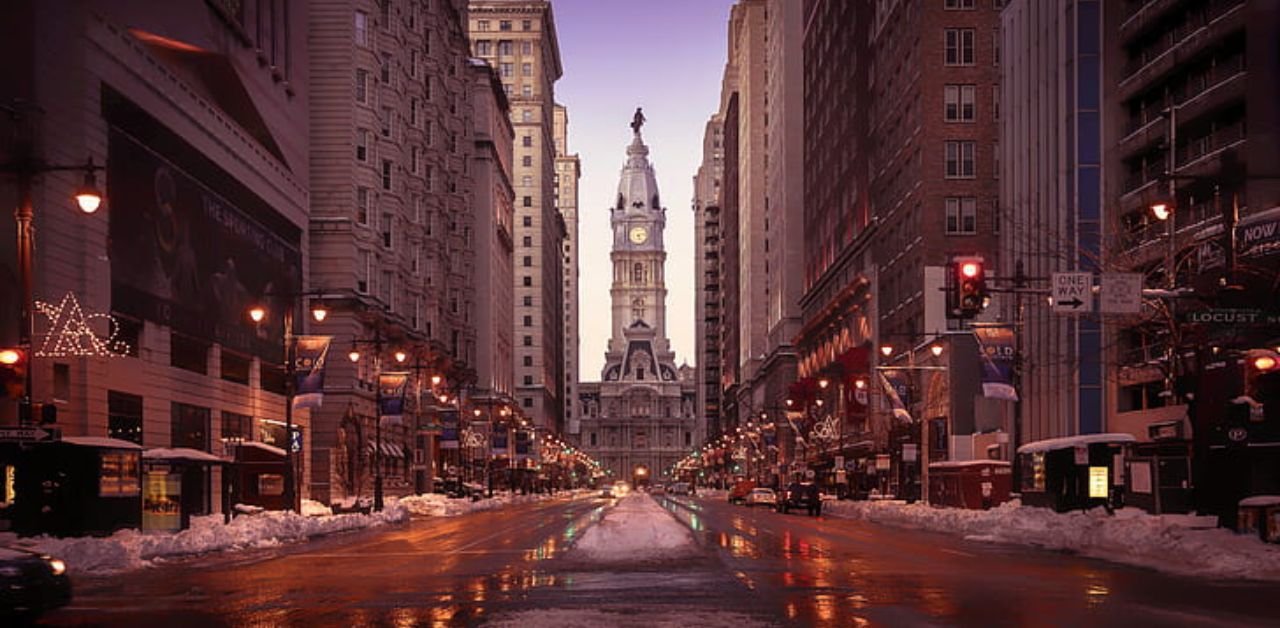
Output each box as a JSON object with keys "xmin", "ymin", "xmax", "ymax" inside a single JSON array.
[{"xmin": 554, "ymin": 0, "xmax": 736, "ymax": 380}]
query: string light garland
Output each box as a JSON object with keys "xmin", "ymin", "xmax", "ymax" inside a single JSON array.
[{"xmin": 34, "ymin": 292, "xmax": 130, "ymax": 358}]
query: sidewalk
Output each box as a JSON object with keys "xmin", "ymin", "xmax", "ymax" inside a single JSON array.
[
  {"xmin": 823, "ymin": 499, "xmax": 1280, "ymax": 582},
  {"xmin": 0, "ymin": 491, "xmax": 580, "ymax": 576}
]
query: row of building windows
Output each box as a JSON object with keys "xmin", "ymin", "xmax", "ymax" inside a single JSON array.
[{"xmin": 475, "ymin": 19, "xmax": 536, "ymax": 32}]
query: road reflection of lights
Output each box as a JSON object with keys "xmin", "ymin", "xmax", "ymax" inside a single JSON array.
[
  {"xmin": 428, "ymin": 605, "xmax": 459, "ymax": 626},
  {"xmin": 391, "ymin": 607, "xmax": 416, "ymax": 627},
  {"xmin": 785, "ymin": 602, "xmax": 798, "ymax": 620},
  {"xmin": 734, "ymin": 570, "xmax": 757, "ymax": 591},
  {"xmin": 812, "ymin": 594, "xmax": 837, "ymax": 622},
  {"xmin": 469, "ymin": 577, "xmax": 488, "ymax": 601},
  {"xmin": 847, "ymin": 593, "xmax": 868, "ymax": 610},
  {"xmin": 1085, "ymin": 583, "xmax": 1110, "ymax": 608},
  {"xmin": 689, "ymin": 513, "xmax": 703, "ymax": 531}
]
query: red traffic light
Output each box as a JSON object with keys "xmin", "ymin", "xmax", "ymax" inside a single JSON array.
[
  {"xmin": 1254, "ymin": 355, "xmax": 1278, "ymax": 372},
  {"xmin": 960, "ymin": 262, "xmax": 980, "ymax": 278},
  {"xmin": 1, "ymin": 347, "xmax": 29, "ymax": 401}
]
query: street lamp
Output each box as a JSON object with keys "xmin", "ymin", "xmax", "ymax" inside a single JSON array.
[
  {"xmin": 243, "ymin": 299, "xmax": 329, "ymax": 512},
  {"xmin": 3, "ymin": 142, "xmax": 105, "ymax": 425},
  {"xmin": 344, "ymin": 326, "xmax": 400, "ymax": 512}
]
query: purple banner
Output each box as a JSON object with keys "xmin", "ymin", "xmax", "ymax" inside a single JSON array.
[
  {"xmin": 440, "ymin": 410, "xmax": 459, "ymax": 450},
  {"xmin": 492, "ymin": 430, "xmax": 509, "ymax": 456},
  {"xmin": 292, "ymin": 336, "xmax": 331, "ymax": 410},
  {"xmin": 378, "ymin": 372, "xmax": 409, "ymax": 424},
  {"xmin": 879, "ymin": 370, "xmax": 913, "ymax": 421},
  {"xmin": 973, "ymin": 327, "xmax": 1019, "ymax": 401},
  {"xmin": 515, "ymin": 430, "xmax": 531, "ymax": 459}
]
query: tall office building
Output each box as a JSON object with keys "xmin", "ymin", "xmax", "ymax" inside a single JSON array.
[
  {"xmin": 723, "ymin": 0, "xmax": 769, "ymax": 428},
  {"xmin": 1102, "ymin": 0, "xmax": 1280, "ymax": 519},
  {"xmin": 1000, "ymin": 0, "xmax": 1105, "ymax": 446},
  {"xmin": 468, "ymin": 58, "xmax": 515, "ymax": 424},
  {"xmin": 693, "ymin": 115, "xmax": 725, "ymax": 441},
  {"xmin": 0, "ymin": 0, "xmax": 308, "ymax": 527},
  {"xmin": 553, "ymin": 104, "xmax": 581, "ymax": 437},
  {"xmin": 467, "ymin": 1, "xmax": 566, "ymax": 435},
  {"xmin": 309, "ymin": 0, "xmax": 478, "ymax": 503},
  {"xmin": 754, "ymin": 0, "xmax": 807, "ymax": 431}
]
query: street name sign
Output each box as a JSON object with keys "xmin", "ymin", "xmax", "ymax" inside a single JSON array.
[
  {"xmin": 1052, "ymin": 272, "xmax": 1094, "ymax": 314},
  {"xmin": 0, "ymin": 427, "xmax": 54, "ymax": 442},
  {"xmin": 1099, "ymin": 273, "xmax": 1143, "ymax": 314}
]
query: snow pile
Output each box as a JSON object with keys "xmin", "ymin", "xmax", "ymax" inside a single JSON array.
[
  {"xmin": 570, "ymin": 493, "xmax": 698, "ymax": 563},
  {"xmin": 399, "ymin": 493, "xmax": 474, "ymax": 517},
  {"xmin": 2, "ymin": 502, "xmax": 408, "ymax": 575},
  {"xmin": 823, "ymin": 499, "xmax": 1280, "ymax": 581},
  {"xmin": 301, "ymin": 499, "xmax": 333, "ymax": 517},
  {"xmin": 399, "ymin": 491, "xmax": 567, "ymax": 517}
]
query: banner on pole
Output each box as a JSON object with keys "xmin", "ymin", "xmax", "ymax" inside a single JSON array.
[
  {"xmin": 878, "ymin": 370, "xmax": 913, "ymax": 421},
  {"xmin": 492, "ymin": 430, "xmax": 509, "ymax": 456},
  {"xmin": 378, "ymin": 372, "xmax": 409, "ymax": 424},
  {"xmin": 440, "ymin": 410, "xmax": 459, "ymax": 449},
  {"xmin": 515, "ymin": 430, "xmax": 531, "ymax": 459},
  {"xmin": 292, "ymin": 336, "xmax": 332, "ymax": 410},
  {"xmin": 973, "ymin": 326, "xmax": 1019, "ymax": 401}
]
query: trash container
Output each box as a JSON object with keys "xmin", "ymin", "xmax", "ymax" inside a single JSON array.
[
  {"xmin": 1237, "ymin": 495, "xmax": 1280, "ymax": 542},
  {"xmin": 928, "ymin": 460, "xmax": 1012, "ymax": 509}
]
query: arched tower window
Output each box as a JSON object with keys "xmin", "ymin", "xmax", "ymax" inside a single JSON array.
[
  {"xmin": 632, "ymin": 262, "xmax": 644, "ymax": 284},
  {"xmin": 632, "ymin": 297, "xmax": 645, "ymax": 322}
]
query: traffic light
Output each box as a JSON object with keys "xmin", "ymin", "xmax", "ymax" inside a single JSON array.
[
  {"xmin": 948, "ymin": 256, "xmax": 988, "ymax": 319},
  {"xmin": 1, "ymin": 347, "xmax": 28, "ymax": 401}
]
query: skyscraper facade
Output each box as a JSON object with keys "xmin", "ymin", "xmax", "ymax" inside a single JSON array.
[
  {"xmin": 309, "ymin": 0, "xmax": 478, "ymax": 503},
  {"xmin": 553, "ymin": 104, "xmax": 581, "ymax": 437},
  {"xmin": 467, "ymin": 0, "xmax": 566, "ymax": 435}
]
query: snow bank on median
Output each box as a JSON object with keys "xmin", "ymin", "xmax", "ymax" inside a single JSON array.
[
  {"xmin": 823, "ymin": 499, "xmax": 1280, "ymax": 582},
  {"xmin": 0, "ymin": 502, "xmax": 408, "ymax": 576},
  {"xmin": 571, "ymin": 493, "xmax": 698, "ymax": 563}
]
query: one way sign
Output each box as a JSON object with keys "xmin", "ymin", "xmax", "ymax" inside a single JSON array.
[{"xmin": 1052, "ymin": 272, "xmax": 1094, "ymax": 314}]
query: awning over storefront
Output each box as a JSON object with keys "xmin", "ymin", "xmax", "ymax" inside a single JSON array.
[
  {"xmin": 62, "ymin": 436, "xmax": 142, "ymax": 450},
  {"xmin": 237, "ymin": 441, "xmax": 287, "ymax": 458},
  {"xmin": 143, "ymin": 447, "xmax": 230, "ymax": 464}
]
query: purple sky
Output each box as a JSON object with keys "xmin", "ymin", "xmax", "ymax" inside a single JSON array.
[{"xmin": 553, "ymin": 0, "xmax": 736, "ymax": 380}]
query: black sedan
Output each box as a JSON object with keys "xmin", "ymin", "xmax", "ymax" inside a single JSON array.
[{"xmin": 0, "ymin": 546, "xmax": 71, "ymax": 620}]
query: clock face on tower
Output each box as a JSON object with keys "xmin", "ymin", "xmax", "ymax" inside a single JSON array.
[{"xmin": 628, "ymin": 226, "xmax": 649, "ymax": 244}]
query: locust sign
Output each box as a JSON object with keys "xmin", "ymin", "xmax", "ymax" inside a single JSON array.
[{"xmin": 1052, "ymin": 272, "xmax": 1093, "ymax": 314}]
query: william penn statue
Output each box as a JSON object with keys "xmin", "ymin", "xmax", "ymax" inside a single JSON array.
[{"xmin": 630, "ymin": 107, "xmax": 646, "ymax": 134}]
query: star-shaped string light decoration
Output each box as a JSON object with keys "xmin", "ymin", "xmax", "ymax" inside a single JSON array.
[{"xmin": 34, "ymin": 292, "xmax": 130, "ymax": 358}]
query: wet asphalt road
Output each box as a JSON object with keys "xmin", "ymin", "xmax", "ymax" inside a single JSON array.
[{"xmin": 38, "ymin": 493, "xmax": 1280, "ymax": 627}]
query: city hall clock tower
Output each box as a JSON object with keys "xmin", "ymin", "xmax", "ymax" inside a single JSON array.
[{"xmin": 577, "ymin": 112, "xmax": 698, "ymax": 484}]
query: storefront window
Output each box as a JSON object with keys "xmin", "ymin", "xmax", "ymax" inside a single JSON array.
[
  {"xmin": 108, "ymin": 390, "xmax": 144, "ymax": 445},
  {"xmin": 258, "ymin": 474, "xmax": 284, "ymax": 496},
  {"xmin": 100, "ymin": 451, "xmax": 141, "ymax": 496}
]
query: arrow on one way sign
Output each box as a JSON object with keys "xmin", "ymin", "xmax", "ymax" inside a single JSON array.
[{"xmin": 1052, "ymin": 272, "xmax": 1094, "ymax": 314}]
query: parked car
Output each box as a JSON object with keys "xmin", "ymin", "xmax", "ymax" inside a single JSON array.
[
  {"xmin": 649, "ymin": 484, "xmax": 666, "ymax": 494},
  {"xmin": 728, "ymin": 480, "xmax": 757, "ymax": 504},
  {"xmin": 745, "ymin": 487, "xmax": 777, "ymax": 507},
  {"xmin": 0, "ymin": 546, "xmax": 71, "ymax": 621},
  {"xmin": 668, "ymin": 482, "xmax": 691, "ymax": 495},
  {"xmin": 777, "ymin": 482, "xmax": 823, "ymax": 516}
]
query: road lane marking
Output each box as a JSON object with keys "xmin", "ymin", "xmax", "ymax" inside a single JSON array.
[{"xmin": 939, "ymin": 548, "xmax": 976, "ymax": 558}]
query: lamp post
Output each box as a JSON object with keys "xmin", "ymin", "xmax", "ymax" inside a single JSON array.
[
  {"xmin": 2, "ymin": 102, "xmax": 103, "ymax": 424},
  {"xmin": 345, "ymin": 327, "xmax": 406, "ymax": 512},
  {"xmin": 247, "ymin": 298, "xmax": 329, "ymax": 512},
  {"xmin": 877, "ymin": 339, "xmax": 948, "ymax": 504}
]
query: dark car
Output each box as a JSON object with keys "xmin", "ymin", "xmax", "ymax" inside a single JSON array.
[
  {"xmin": 0, "ymin": 546, "xmax": 71, "ymax": 620},
  {"xmin": 777, "ymin": 482, "xmax": 822, "ymax": 516}
]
